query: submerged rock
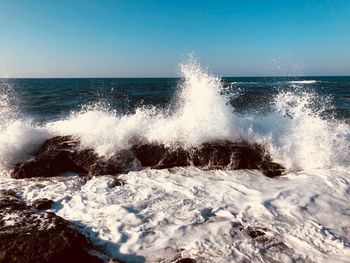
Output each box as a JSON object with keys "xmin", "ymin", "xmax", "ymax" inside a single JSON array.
[
  {"xmin": 11, "ymin": 136, "xmax": 285, "ymax": 179},
  {"xmin": 0, "ymin": 190, "xmax": 122, "ymax": 263},
  {"xmin": 31, "ymin": 198, "xmax": 54, "ymax": 210},
  {"xmin": 229, "ymin": 223, "xmax": 295, "ymax": 261},
  {"xmin": 176, "ymin": 258, "xmax": 196, "ymax": 263}
]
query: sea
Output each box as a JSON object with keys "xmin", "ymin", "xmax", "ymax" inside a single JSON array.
[{"xmin": 0, "ymin": 60, "xmax": 349, "ymax": 262}]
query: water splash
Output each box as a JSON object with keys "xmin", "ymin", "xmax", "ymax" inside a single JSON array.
[
  {"xmin": 0, "ymin": 58, "xmax": 349, "ymax": 173},
  {"xmin": 0, "ymin": 81, "xmax": 49, "ymax": 174},
  {"xmin": 273, "ymin": 90, "xmax": 350, "ymax": 170},
  {"xmin": 46, "ymin": 57, "xmax": 237, "ymax": 155},
  {"xmin": 0, "ymin": 81, "xmax": 18, "ymax": 127}
]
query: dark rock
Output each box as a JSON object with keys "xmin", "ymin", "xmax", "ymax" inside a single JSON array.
[
  {"xmin": 229, "ymin": 223, "xmax": 295, "ymax": 261},
  {"xmin": 191, "ymin": 141, "xmax": 265, "ymax": 169},
  {"xmin": 11, "ymin": 136, "xmax": 285, "ymax": 179},
  {"xmin": 135, "ymin": 140, "xmax": 285, "ymax": 177},
  {"xmin": 176, "ymin": 258, "xmax": 196, "ymax": 263},
  {"xmin": 0, "ymin": 190, "xmax": 121, "ymax": 263},
  {"xmin": 12, "ymin": 136, "xmax": 90, "ymax": 179},
  {"xmin": 246, "ymin": 226, "xmax": 267, "ymax": 239},
  {"xmin": 89, "ymin": 150, "xmax": 135, "ymax": 176},
  {"xmin": 132, "ymin": 144, "xmax": 167, "ymax": 167},
  {"xmin": 261, "ymin": 162, "xmax": 285, "ymax": 178},
  {"xmin": 108, "ymin": 177, "xmax": 125, "ymax": 188},
  {"xmin": 11, "ymin": 136, "xmax": 135, "ymax": 179},
  {"xmin": 133, "ymin": 144, "xmax": 190, "ymax": 169},
  {"xmin": 32, "ymin": 198, "xmax": 54, "ymax": 210},
  {"xmin": 0, "ymin": 190, "xmax": 26, "ymax": 211}
]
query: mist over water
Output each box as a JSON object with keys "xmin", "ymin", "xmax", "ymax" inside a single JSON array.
[{"xmin": 0, "ymin": 59, "xmax": 349, "ymax": 173}]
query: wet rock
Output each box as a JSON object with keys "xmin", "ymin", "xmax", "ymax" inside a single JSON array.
[
  {"xmin": 0, "ymin": 190, "xmax": 121, "ymax": 263},
  {"xmin": 176, "ymin": 258, "xmax": 196, "ymax": 263},
  {"xmin": 88, "ymin": 150, "xmax": 135, "ymax": 176},
  {"xmin": 0, "ymin": 190, "xmax": 26, "ymax": 211},
  {"xmin": 135, "ymin": 140, "xmax": 285, "ymax": 177},
  {"xmin": 191, "ymin": 141, "xmax": 265, "ymax": 169},
  {"xmin": 133, "ymin": 144, "xmax": 190, "ymax": 169},
  {"xmin": 32, "ymin": 198, "xmax": 54, "ymax": 210},
  {"xmin": 246, "ymin": 226, "xmax": 266, "ymax": 239},
  {"xmin": 11, "ymin": 136, "xmax": 285, "ymax": 179},
  {"xmin": 12, "ymin": 136, "xmax": 90, "ymax": 178},
  {"xmin": 230, "ymin": 223, "xmax": 295, "ymax": 260},
  {"xmin": 260, "ymin": 161, "xmax": 285, "ymax": 178},
  {"xmin": 132, "ymin": 144, "xmax": 167, "ymax": 167},
  {"xmin": 11, "ymin": 136, "xmax": 134, "ymax": 179},
  {"xmin": 107, "ymin": 177, "xmax": 125, "ymax": 188}
]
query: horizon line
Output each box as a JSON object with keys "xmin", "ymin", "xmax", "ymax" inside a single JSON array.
[{"xmin": 1, "ymin": 75, "xmax": 350, "ymax": 79}]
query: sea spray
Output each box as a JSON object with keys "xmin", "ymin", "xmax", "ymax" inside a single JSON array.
[
  {"xmin": 46, "ymin": 57, "xmax": 238, "ymax": 155},
  {"xmin": 0, "ymin": 81, "xmax": 49, "ymax": 173},
  {"xmin": 0, "ymin": 59, "xmax": 349, "ymax": 174},
  {"xmin": 273, "ymin": 90, "xmax": 350, "ymax": 170},
  {"xmin": 0, "ymin": 80, "xmax": 18, "ymax": 127}
]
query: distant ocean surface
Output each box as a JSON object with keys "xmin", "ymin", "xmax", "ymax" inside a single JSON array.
[
  {"xmin": 2, "ymin": 76, "xmax": 350, "ymax": 123},
  {"xmin": 1, "ymin": 61, "xmax": 350, "ymax": 262}
]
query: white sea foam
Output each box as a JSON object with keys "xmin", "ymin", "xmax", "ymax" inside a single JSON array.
[
  {"xmin": 272, "ymin": 91, "xmax": 350, "ymax": 170},
  {"xmin": 0, "ymin": 83, "xmax": 50, "ymax": 174},
  {"xmin": 0, "ymin": 58, "xmax": 349, "ymax": 173},
  {"xmin": 288, "ymin": 80, "xmax": 318, "ymax": 84},
  {"xmin": 0, "ymin": 59, "xmax": 350, "ymax": 262},
  {"xmin": 45, "ymin": 57, "xmax": 238, "ymax": 156},
  {"xmin": 1, "ymin": 168, "xmax": 349, "ymax": 262}
]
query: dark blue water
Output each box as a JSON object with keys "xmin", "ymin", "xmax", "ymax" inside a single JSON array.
[{"xmin": 1, "ymin": 76, "xmax": 350, "ymax": 123}]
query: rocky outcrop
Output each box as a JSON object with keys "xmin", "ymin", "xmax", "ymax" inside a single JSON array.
[
  {"xmin": 191, "ymin": 141, "xmax": 283, "ymax": 177},
  {"xmin": 11, "ymin": 136, "xmax": 285, "ymax": 179},
  {"xmin": 31, "ymin": 198, "xmax": 54, "ymax": 210},
  {"xmin": 132, "ymin": 144, "xmax": 190, "ymax": 168},
  {"xmin": 0, "ymin": 190, "xmax": 122, "ymax": 263},
  {"xmin": 12, "ymin": 136, "xmax": 134, "ymax": 179},
  {"xmin": 132, "ymin": 141, "xmax": 284, "ymax": 177},
  {"xmin": 0, "ymin": 192, "xmax": 86, "ymax": 262},
  {"xmin": 175, "ymin": 258, "xmax": 196, "ymax": 263}
]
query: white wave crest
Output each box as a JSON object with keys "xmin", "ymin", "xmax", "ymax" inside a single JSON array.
[
  {"xmin": 288, "ymin": 80, "xmax": 317, "ymax": 84},
  {"xmin": 0, "ymin": 58, "xmax": 349, "ymax": 173},
  {"xmin": 45, "ymin": 57, "xmax": 239, "ymax": 156}
]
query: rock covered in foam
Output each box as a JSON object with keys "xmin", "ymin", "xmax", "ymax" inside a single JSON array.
[
  {"xmin": 0, "ymin": 190, "xmax": 123, "ymax": 263},
  {"xmin": 11, "ymin": 136, "xmax": 285, "ymax": 179},
  {"xmin": 11, "ymin": 136, "xmax": 134, "ymax": 179},
  {"xmin": 229, "ymin": 223, "xmax": 295, "ymax": 261}
]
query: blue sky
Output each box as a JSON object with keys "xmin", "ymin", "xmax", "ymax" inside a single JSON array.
[{"xmin": 0, "ymin": 0, "xmax": 349, "ymax": 77}]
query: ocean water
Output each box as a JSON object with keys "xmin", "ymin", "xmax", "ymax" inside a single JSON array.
[{"xmin": 0, "ymin": 59, "xmax": 350, "ymax": 262}]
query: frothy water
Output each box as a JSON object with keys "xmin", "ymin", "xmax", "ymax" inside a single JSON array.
[
  {"xmin": 274, "ymin": 90, "xmax": 350, "ymax": 170},
  {"xmin": 0, "ymin": 59, "xmax": 349, "ymax": 173},
  {"xmin": 288, "ymin": 80, "xmax": 318, "ymax": 84},
  {"xmin": 45, "ymin": 58, "xmax": 238, "ymax": 155},
  {"xmin": 1, "ymin": 59, "xmax": 350, "ymax": 262}
]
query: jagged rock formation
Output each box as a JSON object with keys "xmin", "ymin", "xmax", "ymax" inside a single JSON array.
[
  {"xmin": 12, "ymin": 136, "xmax": 285, "ymax": 179},
  {"xmin": 0, "ymin": 190, "xmax": 123, "ymax": 263}
]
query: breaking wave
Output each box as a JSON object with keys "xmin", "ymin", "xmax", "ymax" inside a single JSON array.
[
  {"xmin": 0, "ymin": 58, "xmax": 349, "ymax": 174},
  {"xmin": 288, "ymin": 80, "xmax": 318, "ymax": 84}
]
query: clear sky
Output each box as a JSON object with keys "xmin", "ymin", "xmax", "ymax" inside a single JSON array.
[{"xmin": 0, "ymin": 0, "xmax": 349, "ymax": 77}]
